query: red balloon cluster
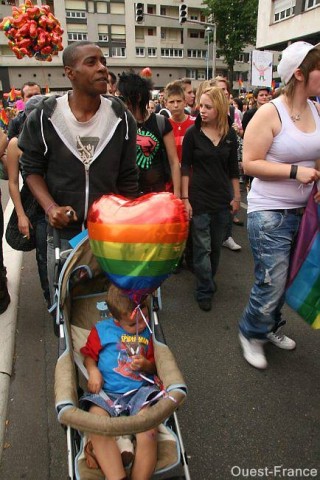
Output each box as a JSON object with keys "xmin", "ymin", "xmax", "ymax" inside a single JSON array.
[{"xmin": 0, "ymin": 0, "xmax": 63, "ymax": 62}]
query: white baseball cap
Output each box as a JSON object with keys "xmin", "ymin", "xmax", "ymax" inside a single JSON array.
[{"xmin": 277, "ymin": 41, "xmax": 318, "ymax": 84}]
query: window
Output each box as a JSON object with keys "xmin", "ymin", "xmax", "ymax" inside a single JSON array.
[
  {"xmin": 161, "ymin": 48, "xmax": 183, "ymax": 58},
  {"xmin": 305, "ymin": 0, "xmax": 320, "ymax": 8},
  {"xmin": 136, "ymin": 47, "xmax": 145, "ymax": 57},
  {"xmin": 237, "ymin": 53, "xmax": 250, "ymax": 63},
  {"xmin": 273, "ymin": 0, "xmax": 296, "ymax": 22},
  {"xmin": 160, "ymin": 7, "xmax": 166, "ymax": 15},
  {"xmin": 197, "ymin": 70, "xmax": 206, "ymax": 80},
  {"xmin": 110, "ymin": 2, "xmax": 125, "ymax": 14},
  {"xmin": 96, "ymin": 1, "xmax": 108, "ymax": 13},
  {"xmin": 68, "ymin": 32, "xmax": 88, "ymax": 41},
  {"xmin": 66, "ymin": 10, "xmax": 86, "ymax": 18},
  {"xmin": 98, "ymin": 34, "xmax": 108, "ymax": 42},
  {"xmin": 111, "ymin": 25, "xmax": 126, "ymax": 41},
  {"xmin": 147, "ymin": 5, "xmax": 155, "ymax": 14},
  {"xmin": 147, "ymin": 28, "xmax": 155, "ymax": 36},
  {"xmin": 148, "ymin": 47, "xmax": 157, "ymax": 57},
  {"xmin": 65, "ymin": 0, "xmax": 86, "ymax": 8},
  {"xmin": 111, "ymin": 47, "xmax": 126, "ymax": 57},
  {"xmin": 187, "ymin": 49, "xmax": 206, "ymax": 59},
  {"xmin": 186, "ymin": 69, "xmax": 197, "ymax": 79},
  {"xmin": 98, "ymin": 25, "xmax": 108, "ymax": 42}
]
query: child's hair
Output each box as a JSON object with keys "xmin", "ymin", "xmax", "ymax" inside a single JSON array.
[
  {"xmin": 164, "ymin": 81, "xmax": 185, "ymax": 101},
  {"xmin": 106, "ymin": 284, "xmax": 136, "ymax": 320}
]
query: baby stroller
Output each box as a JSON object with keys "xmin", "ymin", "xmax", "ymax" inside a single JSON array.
[{"xmin": 54, "ymin": 233, "xmax": 191, "ymax": 479}]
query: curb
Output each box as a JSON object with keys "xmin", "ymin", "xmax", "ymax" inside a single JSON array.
[{"xmin": 0, "ymin": 198, "xmax": 23, "ymax": 462}]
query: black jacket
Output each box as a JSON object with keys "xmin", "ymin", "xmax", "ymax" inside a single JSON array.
[
  {"xmin": 19, "ymin": 95, "xmax": 138, "ymax": 239},
  {"xmin": 181, "ymin": 114, "xmax": 239, "ymax": 215}
]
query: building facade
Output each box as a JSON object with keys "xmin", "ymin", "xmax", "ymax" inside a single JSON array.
[
  {"xmin": 256, "ymin": 0, "xmax": 320, "ymax": 82},
  {"xmin": 0, "ymin": 0, "xmax": 251, "ymax": 94}
]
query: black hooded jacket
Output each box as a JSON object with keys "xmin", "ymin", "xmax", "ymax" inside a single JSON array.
[{"xmin": 19, "ymin": 94, "xmax": 138, "ymax": 239}]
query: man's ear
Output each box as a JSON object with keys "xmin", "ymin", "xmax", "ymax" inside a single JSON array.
[{"xmin": 64, "ymin": 66, "xmax": 74, "ymax": 81}]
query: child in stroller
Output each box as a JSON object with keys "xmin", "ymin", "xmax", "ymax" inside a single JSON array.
[{"xmin": 80, "ymin": 284, "xmax": 161, "ymax": 480}]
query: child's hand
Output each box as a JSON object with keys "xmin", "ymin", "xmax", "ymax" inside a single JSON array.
[
  {"xmin": 88, "ymin": 368, "xmax": 103, "ymax": 394},
  {"xmin": 131, "ymin": 355, "xmax": 156, "ymax": 374},
  {"xmin": 131, "ymin": 354, "xmax": 147, "ymax": 371}
]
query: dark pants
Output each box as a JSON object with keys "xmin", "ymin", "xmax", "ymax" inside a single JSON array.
[{"xmin": 192, "ymin": 209, "xmax": 230, "ymax": 302}]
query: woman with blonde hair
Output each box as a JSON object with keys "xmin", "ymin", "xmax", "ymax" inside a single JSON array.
[{"xmin": 181, "ymin": 86, "xmax": 240, "ymax": 312}]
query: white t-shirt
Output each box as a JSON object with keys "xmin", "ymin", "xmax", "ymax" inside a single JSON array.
[
  {"xmin": 56, "ymin": 94, "xmax": 109, "ymax": 166},
  {"xmin": 248, "ymin": 97, "xmax": 320, "ymax": 213}
]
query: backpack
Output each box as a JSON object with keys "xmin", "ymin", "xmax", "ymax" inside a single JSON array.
[{"xmin": 155, "ymin": 114, "xmax": 171, "ymax": 183}]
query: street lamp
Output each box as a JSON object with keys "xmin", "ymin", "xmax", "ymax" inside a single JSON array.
[{"xmin": 205, "ymin": 27, "xmax": 212, "ymax": 80}]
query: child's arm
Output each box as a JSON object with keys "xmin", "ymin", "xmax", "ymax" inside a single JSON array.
[{"xmin": 84, "ymin": 355, "xmax": 104, "ymax": 394}]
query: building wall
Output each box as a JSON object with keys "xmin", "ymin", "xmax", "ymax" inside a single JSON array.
[
  {"xmin": 0, "ymin": 0, "xmax": 251, "ymax": 93},
  {"xmin": 256, "ymin": 0, "xmax": 320, "ymax": 50}
]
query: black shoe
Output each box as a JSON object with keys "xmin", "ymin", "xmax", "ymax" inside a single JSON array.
[
  {"xmin": 198, "ymin": 299, "xmax": 212, "ymax": 312},
  {"xmin": 0, "ymin": 279, "xmax": 10, "ymax": 315}
]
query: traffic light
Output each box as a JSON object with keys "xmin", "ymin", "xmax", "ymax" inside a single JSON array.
[
  {"xmin": 135, "ymin": 3, "xmax": 144, "ymax": 23},
  {"xmin": 179, "ymin": 4, "xmax": 188, "ymax": 24}
]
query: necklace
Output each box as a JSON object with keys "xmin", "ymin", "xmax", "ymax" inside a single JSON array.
[{"xmin": 290, "ymin": 112, "xmax": 302, "ymax": 123}]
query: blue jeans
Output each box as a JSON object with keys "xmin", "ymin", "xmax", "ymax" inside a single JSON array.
[
  {"xmin": 192, "ymin": 209, "xmax": 230, "ymax": 302},
  {"xmin": 239, "ymin": 210, "xmax": 301, "ymax": 340}
]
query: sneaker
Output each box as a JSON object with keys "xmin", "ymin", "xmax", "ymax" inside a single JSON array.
[
  {"xmin": 267, "ymin": 328, "xmax": 296, "ymax": 350},
  {"xmin": 198, "ymin": 299, "xmax": 212, "ymax": 312},
  {"xmin": 239, "ymin": 332, "xmax": 267, "ymax": 369},
  {"xmin": 222, "ymin": 237, "xmax": 242, "ymax": 251}
]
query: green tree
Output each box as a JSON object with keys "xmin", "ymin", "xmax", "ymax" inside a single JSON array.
[{"xmin": 203, "ymin": 0, "xmax": 258, "ymax": 85}]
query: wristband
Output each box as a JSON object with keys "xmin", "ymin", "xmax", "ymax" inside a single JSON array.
[
  {"xmin": 290, "ymin": 165, "xmax": 298, "ymax": 179},
  {"xmin": 45, "ymin": 202, "xmax": 57, "ymax": 215}
]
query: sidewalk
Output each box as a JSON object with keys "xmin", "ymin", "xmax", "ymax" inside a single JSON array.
[
  {"xmin": 0, "ymin": 197, "xmax": 23, "ymax": 462},
  {"xmin": 0, "ymin": 245, "xmax": 67, "ymax": 479}
]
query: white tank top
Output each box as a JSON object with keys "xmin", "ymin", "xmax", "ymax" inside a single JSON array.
[{"xmin": 248, "ymin": 97, "xmax": 320, "ymax": 213}]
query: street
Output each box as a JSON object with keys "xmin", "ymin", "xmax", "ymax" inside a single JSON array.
[{"xmin": 1, "ymin": 209, "xmax": 320, "ymax": 479}]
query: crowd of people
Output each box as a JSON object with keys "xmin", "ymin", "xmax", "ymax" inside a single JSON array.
[{"xmin": 1, "ymin": 38, "xmax": 320, "ymax": 478}]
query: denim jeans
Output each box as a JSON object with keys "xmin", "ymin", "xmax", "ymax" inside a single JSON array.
[
  {"xmin": 192, "ymin": 209, "xmax": 230, "ymax": 302},
  {"xmin": 239, "ymin": 210, "xmax": 301, "ymax": 340}
]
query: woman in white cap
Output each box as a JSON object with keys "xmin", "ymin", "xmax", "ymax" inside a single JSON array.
[{"xmin": 239, "ymin": 41, "xmax": 320, "ymax": 369}]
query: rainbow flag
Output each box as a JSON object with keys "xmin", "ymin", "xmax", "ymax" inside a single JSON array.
[
  {"xmin": 286, "ymin": 184, "xmax": 320, "ymax": 329},
  {"xmin": 0, "ymin": 108, "xmax": 9, "ymax": 131},
  {"xmin": 88, "ymin": 193, "xmax": 189, "ymax": 302}
]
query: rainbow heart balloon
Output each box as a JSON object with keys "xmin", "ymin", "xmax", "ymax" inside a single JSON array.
[{"xmin": 88, "ymin": 193, "xmax": 189, "ymax": 302}]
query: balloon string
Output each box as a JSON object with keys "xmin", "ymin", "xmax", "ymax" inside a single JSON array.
[{"xmin": 131, "ymin": 305, "xmax": 152, "ymax": 336}]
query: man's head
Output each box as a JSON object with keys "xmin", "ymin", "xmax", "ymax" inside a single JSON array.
[
  {"xmin": 213, "ymin": 76, "xmax": 230, "ymax": 99},
  {"xmin": 158, "ymin": 89, "xmax": 165, "ymax": 106},
  {"xmin": 253, "ymin": 87, "xmax": 270, "ymax": 108},
  {"xmin": 21, "ymin": 82, "xmax": 41, "ymax": 101},
  {"xmin": 63, "ymin": 41, "xmax": 109, "ymax": 95},
  {"xmin": 107, "ymin": 71, "xmax": 117, "ymax": 95},
  {"xmin": 164, "ymin": 82, "xmax": 186, "ymax": 118},
  {"xmin": 179, "ymin": 78, "xmax": 195, "ymax": 109}
]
